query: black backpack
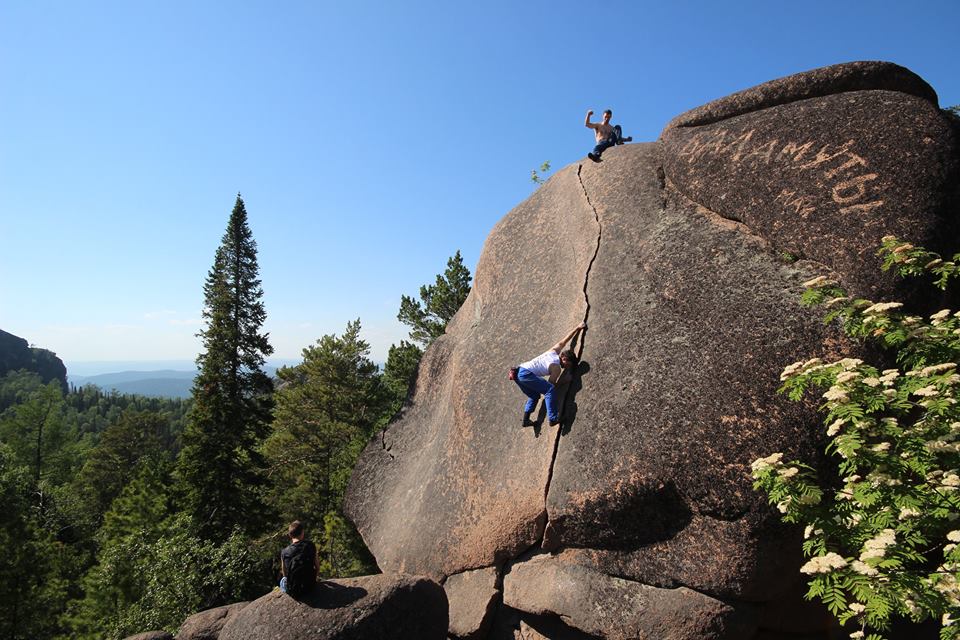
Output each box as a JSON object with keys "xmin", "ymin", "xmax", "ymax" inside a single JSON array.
[{"xmin": 283, "ymin": 540, "xmax": 316, "ymax": 596}]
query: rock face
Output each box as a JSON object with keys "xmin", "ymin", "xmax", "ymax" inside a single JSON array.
[
  {"xmin": 176, "ymin": 601, "xmax": 248, "ymax": 639},
  {"xmin": 502, "ymin": 554, "xmax": 757, "ymax": 640},
  {"xmin": 660, "ymin": 61, "xmax": 959, "ymax": 301},
  {"xmin": 446, "ymin": 566, "xmax": 501, "ymax": 639},
  {"xmin": 122, "ymin": 633, "xmax": 173, "ymax": 640},
  {"xmin": 345, "ymin": 61, "xmax": 960, "ymax": 638},
  {"xmin": 218, "ymin": 574, "xmax": 447, "ymax": 640}
]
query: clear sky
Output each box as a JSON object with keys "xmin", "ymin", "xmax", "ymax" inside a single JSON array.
[{"xmin": 2, "ymin": 1, "xmax": 958, "ymax": 373}]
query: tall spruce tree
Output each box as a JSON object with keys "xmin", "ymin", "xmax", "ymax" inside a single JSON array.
[{"xmin": 177, "ymin": 195, "xmax": 274, "ymax": 541}]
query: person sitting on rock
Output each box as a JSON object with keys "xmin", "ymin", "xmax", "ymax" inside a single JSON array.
[
  {"xmin": 513, "ymin": 322, "xmax": 586, "ymax": 427},
  {"xmin": 279, "ymin": 520, "xmax": 319, "ymax": 597},
  {"xmin": 585, "ymin": 108, "xmax": 632, "ymax": 162}
]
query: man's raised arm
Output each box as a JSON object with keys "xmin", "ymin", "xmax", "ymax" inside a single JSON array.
[
  {"xmin": 585, "ymin": 109, "xmax": 597, "ymax": 129},
  {"xmin": 552, "ymin": 321, "xmax": 587, "ymax": 354}
]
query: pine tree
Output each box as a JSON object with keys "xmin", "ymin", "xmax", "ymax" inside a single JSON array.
[
  {"xmin": 263, "ymin": 319, "xmax": 385, "ymax": 576},
  {"xmin": 397, "ymin": 250, "xmax": 472, "ymax": 347},
  {"xmin": 176, "ymin": 195, "xmax": 274, "ymax": 541},
  {"xmin": 382, "ymin": 339, "xmax": 423, "ymax": 408}
]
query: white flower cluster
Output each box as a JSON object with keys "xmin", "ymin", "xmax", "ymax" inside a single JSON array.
[
  {"xmin": 943, "ymin": 473, "xmax": 960, "ymax": 490},
  {"xmin": 835, "ymin": 371, "xmax": 859, "ymax": 384},
  {"xmin": 863, "ymin": 302, "xmax": 903, "ymax": 315},
  {"xmin": 931, "ymin": 309, "xmax": 952, "ymax": 324},
  {"xmin": 933, "ymin": 572, "xmax": 960, "ymax": 609},
  {"xmin": 851, "ymin": 559, "xmax": 879, "ymax": 576},
  {"xmin": 919, "ymin": 363, "xmax": 957, "ymax": 377},
  {"xmin": 800, "ymin": 552, "xmax": 848, "ymax": 574},
  {"xmin": 781, "ymin": 357, "xmax": 823, "ymax": 381},
  {"xmin": 750, "ymin": 452, "xmax": 783, "ymax": 473},
  {"xmin": 827, "ymin": 419, "xmax": 845, "ymax": 437},
  {"xmin": 898, "ymin": 506, "xmax": 921, "ymax": 520},
  {"xmin": 888, "ymin": 240, "xmax": 914, "ymax": 254},
  {"xmin": 859, "ymin": 529, "xmax": 896, "ymax": 561},
  {"xmin": 926, "ymin": 432, "xmax": 960, "ymax": 454},
  {"xmin": 803, "ymin": 524, "xmax": 824, "ymax": 539},
  {"xmin": 802, "ymin": 275, "xmax": 835, "ymax": 288},
  {"xmin": 823, "ymin": 387, "xmax": 849, "ymax": 403}
]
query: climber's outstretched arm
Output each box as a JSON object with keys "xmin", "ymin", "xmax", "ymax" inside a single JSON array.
[
  {"xmin": 551, "ymin": 321, "xmax": 587, "ymax": 354},
  {"xmin": 585, "ymin": 109, "xmax": 597, "ymax": 129}
]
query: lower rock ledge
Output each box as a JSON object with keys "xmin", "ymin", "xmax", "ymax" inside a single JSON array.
[
  {"xmin": 218, "ymin": 573, "xmax": 447, "ymax": 640},
  {"xmin": 501, "ymin": 554, "xmax": 758, "ymax": 640},
  {"xmin": 445, "ymin": 565, "xmax": 502, "ymax": 640}
]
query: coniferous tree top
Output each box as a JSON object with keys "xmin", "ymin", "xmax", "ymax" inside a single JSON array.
[{"xmin": 397, "ymin": 251, "xmax": 472, "ymax": 347}]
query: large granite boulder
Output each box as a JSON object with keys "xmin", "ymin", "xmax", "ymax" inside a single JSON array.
[
  {"xmin": 176, "ymin": 601, "xmax": 248, "ymax": 639},
  {"xmin": 122, "ymin": 633, "xmax": 173, "ymax": 640},
  {"xmin": 346, "ymin": 61, "xmax": 960, "ymax": 637},
  {"xmin": 660, "ymin": 60, "xmax": 959, "ymax": 301},
  {"xmin": 217, "ymin": 574, "xmax": 447, "ymax": 640},
  {"xmin": 502, "ymin": 553, "xmax": 757, "ymax": 640}
]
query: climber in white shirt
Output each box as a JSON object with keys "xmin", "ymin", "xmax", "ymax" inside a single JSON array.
[{"xmin": 513, "ymin": 321, "xmax": 587, "ymax": 427}]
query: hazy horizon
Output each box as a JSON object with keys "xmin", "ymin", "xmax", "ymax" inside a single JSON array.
[{"xmin": 66, "ymin": 357, "xmax": 305, "ymax": 378}]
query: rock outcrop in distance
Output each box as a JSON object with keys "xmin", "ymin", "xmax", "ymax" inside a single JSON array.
[
  {"xmin": 0, "ymin": 328, "xmax": 68, "ymax": 392},
  {"xmin": 345, "ymin": 61, "xmax": 960, "ymax": 639}
]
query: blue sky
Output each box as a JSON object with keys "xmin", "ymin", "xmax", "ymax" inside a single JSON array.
[{"xmin": 2, "ymin": 1, "xmax": 958, "ymax": 372}]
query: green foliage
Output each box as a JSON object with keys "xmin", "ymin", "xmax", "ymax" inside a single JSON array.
[
  {"xmin": 752, "ymin": 236, "xmax": 960, "ymax": 639},
  {"xmin": 382, "ymin": 339, "xmax": 423, "ymax": 409},
  {"xmin": 397, "ymin": 250, "xmax": 472, "ymax": 347},
  {"xmin": 70, "ymin": 515, "xmax": 267, "ymax": 639},
  {"xmin": 0, "ymin": 371, "xmax": 190, "ymax": 639},
  {"xmin": 177, "ymin": 195, "xmax": 275, "ymax": 541},
  {"xmin": 0, "ymin": 378, "xmax": 77, "ymax": 486},
  {"xmin": 263, "ymin": 319, "xmax": 384, "ymax": 577},
  {"xmin": 0, "ymin": 369, "xmax": 48, "ymax": 411},
  {"xmin": 63, "ymin": 384, "xmax": 189, "ymax": 446},
  {"xmin": 531, "ymin": 160, "xmax": 551, "ymax": 185},
  {"xmin": 0, "ymin": 444, "xmax": 70, "ymax": 640},
  {"xmin": 77, "ymin": 409, "xmax": 168, "ymax": 519}
]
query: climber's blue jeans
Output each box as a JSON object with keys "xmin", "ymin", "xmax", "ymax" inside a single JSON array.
[
  {"xmin": 592, "ymin": 125, "xmax": 623, "ymax": 158},
  {"xmin": 280, "ymin": 577, "xmax": 288, "ymax": 593},
  {"xmin": 515, "ymin": 367, "xmax": 558, "ymax": 422}
]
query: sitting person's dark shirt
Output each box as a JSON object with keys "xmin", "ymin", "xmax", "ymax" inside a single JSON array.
[{"xmin": 281, "ymin": 539, "xmax": 318, "ymax": 595}]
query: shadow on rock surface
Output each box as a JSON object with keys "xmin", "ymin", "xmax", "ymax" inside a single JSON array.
[
  {"xmin": 560, "ymin": 361, "xmax": 590, "ymax": 437},
  {"xmin": 291, "ymin": 581, "xmax": 367, "ymax": 609}
]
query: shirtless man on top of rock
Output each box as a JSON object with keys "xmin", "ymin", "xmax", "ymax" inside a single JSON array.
[{"xmin": 585, "ymin": 109, "xmax": 632, "ymax": 162}]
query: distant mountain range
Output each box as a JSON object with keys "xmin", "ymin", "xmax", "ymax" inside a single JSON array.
[
  {"xmin": 69, "ymin": 370, "xmax": 196, "ymax": 399},
  {"xmin": 68, "ymin": 364, "xmax": 295, "ymax": 399}
]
